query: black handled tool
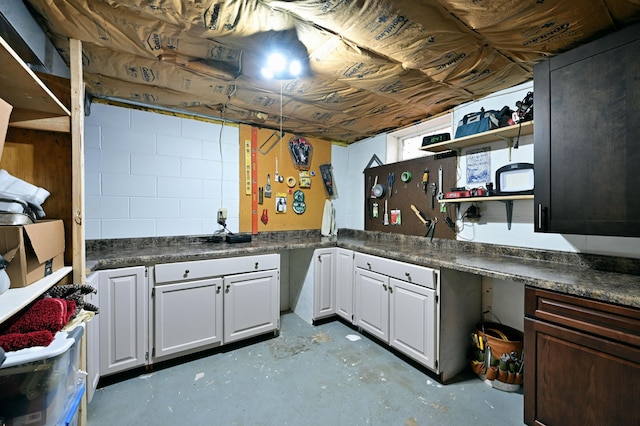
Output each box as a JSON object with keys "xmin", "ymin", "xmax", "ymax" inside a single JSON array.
[{"xmin": 430, "ymin": 182, "xmax": 436, "ymax": 209}]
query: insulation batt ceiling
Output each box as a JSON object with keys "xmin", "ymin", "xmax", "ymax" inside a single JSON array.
[{"xmin": 24, "ymin": 0, "xmax": 640, "ymax": 144}]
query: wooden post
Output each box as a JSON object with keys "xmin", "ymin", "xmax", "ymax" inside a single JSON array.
[{"xmin": 70, "ymin": 37, "xmax": 87, "ymax": 426}]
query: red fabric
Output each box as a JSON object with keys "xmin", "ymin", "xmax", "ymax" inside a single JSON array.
[
  {"xmin": 6, "ymin": 298, "xmax": 69, "ymax": 334},
  {"xmin": 0, "ymin": 330, "xmax": 54, "ymax": 352},
  {"xmin": 64, "ymin": 299, "xmax": 77, "ymax": 323}
]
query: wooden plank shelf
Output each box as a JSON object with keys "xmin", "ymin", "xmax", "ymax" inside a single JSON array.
[
  {"xmin": 420, "ymin": 121, "xmax": 534, "ymax": 152},
  {"xmin": 439, "ymin": 195, "xmax": 534, "ymax": 230},
  {"xmin": 0, "ymin": 35, "xmax": 71, "ymax": 132},
  {"xmin": 0, "ymin": 266, "xmax": 73, "ymax": 324},
  {"xmin": 439, "ymin": 194, "xmax": 534, "ymax": 203}
]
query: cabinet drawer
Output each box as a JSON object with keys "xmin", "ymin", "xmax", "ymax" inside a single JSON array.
[
  {"xmin": 155, "ymin": 254, "xmax": 279, "ymax": 284},
  {"xmin": 525, "ymin": 287, "xmax": 640, "ymax": 347},
  {"xmin": 355, "ymin": 253, "xmax": 437, "ymax": 289}
]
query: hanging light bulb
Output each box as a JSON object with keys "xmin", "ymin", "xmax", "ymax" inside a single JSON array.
[
  {"xmin": 289, "ymin": 59, "xmax": 302, "ymax": 77},
  {"xmin": 261, "ymin": 49, "xmax": 307, "ymax": 79}
]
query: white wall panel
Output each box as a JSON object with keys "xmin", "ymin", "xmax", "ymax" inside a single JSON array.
[
  {"xmin": 102, "ymin": 173, "xmax": 156, "ymax": 197},
  {"xmin": 101, "ymin": 219, "xmax": 155, "ymax": 238},
  {"xmin": 102, "ymin": 127, "xmax": 155, "ymax": 153},
  {"xmin": 100, "ymin": 150, "xmax": 130, "ymax": 174},
  {"xmin": 130, "ymin": 198, "xmax": 180, "ymax": 219},
  {"xmin": 156, "ymin": 176, "xmax": 202, "ymax": 198},
  {"xmin": 131, "ymin": 109, "xmax": 181, "ymax": 137},
  {"xmin": 84, "ymin": 124, "xmax": 101, "ymax": 149},
  {"xmin": 85, "ymin": 103, "xmax": 240, "ymax": 239}
]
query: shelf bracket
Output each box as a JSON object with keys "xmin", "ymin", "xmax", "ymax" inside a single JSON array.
[
  {"xmin": 497, "ymin": 135, "xmax": 514, "ymax": 162},
  {"xmin": 501, "ymin": 200, "xmax": 514, "ymax": 230}
]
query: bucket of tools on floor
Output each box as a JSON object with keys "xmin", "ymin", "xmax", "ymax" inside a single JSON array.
[{"xmin": 469, "ymin": 322, "xmax": 523, "ymax": 392}]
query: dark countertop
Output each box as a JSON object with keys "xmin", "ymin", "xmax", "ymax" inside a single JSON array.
[{"xmin": 86, "ymin": 229, "xmax": 640, "ymax": 309}]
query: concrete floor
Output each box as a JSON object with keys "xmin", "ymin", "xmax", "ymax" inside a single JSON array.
[{"xmin": 88, "ymin": 313, "xmax": 524, "ymax": 425}]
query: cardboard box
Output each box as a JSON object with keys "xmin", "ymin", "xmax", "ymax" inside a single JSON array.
[
  {"xmin": 0, "ymin": 98, "xmax": 12, "ymax": 160},
  {"xmin": 0, "ymin": 220, "xmax": 65, "ymax": 288}
]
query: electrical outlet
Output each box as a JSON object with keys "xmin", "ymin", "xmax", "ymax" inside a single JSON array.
[{"xmin": 217, "ymin": 208, "xmax": 227, "ymax": 225}]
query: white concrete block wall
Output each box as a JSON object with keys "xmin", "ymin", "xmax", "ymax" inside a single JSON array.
[{"xmin": 84, "ymin": 103, "xmax": 239, "ymax": 239}]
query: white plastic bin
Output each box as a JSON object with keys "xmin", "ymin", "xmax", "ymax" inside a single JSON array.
[{"xmin": 0, "ymin": 325, "xmax": 84, "ymax": 426}]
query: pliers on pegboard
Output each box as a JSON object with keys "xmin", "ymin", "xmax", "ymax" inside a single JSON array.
[{"xmin": 425, "ymin": 217, "xmax": 438, "ymax": 241}]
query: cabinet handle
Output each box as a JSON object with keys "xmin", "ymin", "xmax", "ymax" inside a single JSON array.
[
  {"xmin": 225, "ymin": 284, "xmax": 230, "ymax": 293},
  {"xmin": 255, "ymin": 262, "xmax": 259, "ymax": 269},
  {"xmin": 383, "ymin": 284, "xmax": 388, "ymax": 291},
  {"xmin": 318, "ymin": 255, "xmax": 321, "ymax": 262},
  {"xmin": 405, "ymin": 272, "xmax": 411, "ymax": 281},
  {"xmin": 538, "ymin": 204, "xmax": 542, "ymax": 229}
]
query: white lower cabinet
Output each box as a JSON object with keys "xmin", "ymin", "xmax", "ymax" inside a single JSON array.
[
  {"xmin": 313, "ymin": 248, "xmax": 336, "ymax": 320},
  {"xmin": 98, "ymin": 266, "xmax": 148, "ymax": 377},
  {"xmin": 154, "ymin": 277, "xmax": 223, "ymax": 359},
  {"xmin": 91, "ymin": 254, "xmax": 280, "ymax": 381},
  {"xmin": 223, "ymin": 270, "xmax": 279, "ymax": 344},
  {"xmin": 354, "ymin": 260, "xmax": 438, "ymax": 370},
  {"xmin": 389, "ymin": 278, "xmax": 437, "ymax": 370},
  {"xmin": 335, "ymin": 248, "xmax": 355, "ymax": 323},
  {"xmin": 353, "ymin": 252, "xmax": 479, "ymax": 381},
  {"xmin": 85, "ymin": 272, "xmax": 100, "ymax": 403},
  {"xmin": 354, "ymin": 267, "xmax": 389, "ymax": 341},
  {"xmin": 313, "ymin": 248, "xmax": 354, "ymax": 322}
]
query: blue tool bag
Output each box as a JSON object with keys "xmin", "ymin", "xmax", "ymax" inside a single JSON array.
[{"xmin": 454, "ymin": 108, "xmax": 500, "ymax": 138}]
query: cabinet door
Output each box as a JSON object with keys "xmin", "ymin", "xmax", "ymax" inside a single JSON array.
[
  {"xmin": 534, "ymin": 25, "xmax": 640, "ymax": 236},
  {"xmin": 98, "ymin": 266, "xmax": 147, "ymax": 376},
  {"xmin": 524, "ymin": 318, "xmax": 640, "ymax": 426},
  {"xmin": 336, "ymin": 248, "xmax": 355, "ymax": 323},
  {"xmin": 389, "ymin": 278, "xmax": 437, "ymax": 370},
  {"xmin": 85, "ymin": 272, "xmax": 100, "ymax": 403},
  {"xmin": 313, "ymin": 248, "xmax": 336, "ymax": 320},
  {"xmin": 153, "ymin": 277, "xmax": 223, "ymax": 360},
  {"xmin": 355, "ymin": 268, "xmax": 389, "ymax": 343},
  {"xmin": 223, "ymin": 270, "xmax": 279, "ymax": 344}
]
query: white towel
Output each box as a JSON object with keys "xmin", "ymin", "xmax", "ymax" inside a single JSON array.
[
  {"xmin": 0, "ymin": 170, "xmax": 50, "ymax": 217},
  {"xmin": 321, "ymin": 199, "xmax": 337, "ymax": 237}
]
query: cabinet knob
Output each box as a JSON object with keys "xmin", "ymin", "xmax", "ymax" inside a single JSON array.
[
  {"xmin": 367, "ymin": 262, "xmax": 372, "ymax": 270},
  {"xmin": 389, "ymin": 286, "xmax": 393, "ymax": 294},
  {"xmin": 405, "ymin": 272, "xmax": 412, "ymax": 281},
  {"xmin": 183, "ymin": 269, "xmax": 190, "ymax": 278},
  {"xmin": 225, "ymin": 284, "xmax": 230, "ymax": 293},
  {"xmin": 383, "ymin": 284, "xmax": 388, "ymax": 291},
  {"xmin": 318, "ymin": 255, "xmax": 322, "ymax": 262},
  {"xmin": 255, "ymin": 262, "xmax": 259, "ymax": 269},
  {"xmin": 216, "ymin": 285, "xmax": 221, "ymax": 294}
]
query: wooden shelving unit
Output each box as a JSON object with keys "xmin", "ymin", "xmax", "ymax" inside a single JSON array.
[
  {"xmin": 420, "ymin": 120, "xmax": 534, "ymax": 153},
  {"xmin": 1, "ymin": 33, "xmax": 86, "ymax": 424}
]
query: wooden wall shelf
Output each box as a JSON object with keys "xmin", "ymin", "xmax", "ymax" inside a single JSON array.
[
  {"xmin": 439, "ymin": 194, "xmax": 534, "ymax": 230},
  {"xmin": 439, "ymin": 194, "xmax": 534, "ymax": 203},
  {"xmin": 420, "ymin": 121, "xmax": 534, "ymax": 153}
]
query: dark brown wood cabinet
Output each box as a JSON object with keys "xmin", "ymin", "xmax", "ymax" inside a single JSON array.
[
  {"xmin": 533, "ymin": 23, "xmax": 640, "ymax": 237},
  {"xmin": 524, "ymin": 287, "xmax": 640, "ymax": 426}
]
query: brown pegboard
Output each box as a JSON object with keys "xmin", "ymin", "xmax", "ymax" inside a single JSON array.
[
  {"xmin": 239, "ymin": 124, "xmax": 332, "ymax": 233},
  {"xmin": 364, "ymin": 153, "xmax": 457, "ymax": 239}
]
